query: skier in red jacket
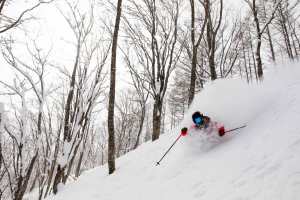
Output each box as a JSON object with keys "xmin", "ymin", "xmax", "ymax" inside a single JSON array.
[{"xmin": 192, "ymin": 111, "xmax": 225, "ymax": 137}]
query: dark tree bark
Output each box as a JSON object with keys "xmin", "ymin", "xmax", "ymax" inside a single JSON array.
[
  {"xmin": 241, "ymin": 34, "xmax": 250, "ymax": 82},
  {"xmin": 277, "ymin": 2, "xmax": 294, "ymax": 59},
  {"xmin": 263, "ymin": 1, "xmax": 276, "ymax": 61},
  {"xmin": 248, "ymin": 29, "xmax": 258, "ymax": 80},
  {"xmin": 14, "ymin": 152, "xmax": 38, "ymax": 200},
  {"xmin": 52, "ymin": 29, "xmax": 80, "ymax": 195},
  {"xmin": 52, "ymin": 165, "xmax": 64, "ymax": 195},
  {"xmin": 188, "ymin": 0, "xmax": 197, "ymax": 106},
  {"xmin": 204, "ymin": 0, "xmax": 223, "ymax": 81},
  {"xmin": 252, "ymin": 1, "xmax": 264, "ymax": 79},
  {"xmin": 107, "ymin": 0, "xmax": 123, "ymax": 175},
  {"xmin": 152, "ymin": 97, "xmax": 162, "ymax": 141},
  {"xmin": 133, "ymin": 103, "xmax": 146, "ymax": 150},
  {"xmin": 0, "ymin": 0, "xmax": 7, "ymax": 14},
  {"xmin": 245, "ymin": 0, "xmax": 282, "ymax": 79},
  {"xmin": 188, "ymin": 0, "xmax": 207, "ymax": 106},
  {"xmin": 266, "ymin": 24, "xmax": 276, "ymax": 61}
]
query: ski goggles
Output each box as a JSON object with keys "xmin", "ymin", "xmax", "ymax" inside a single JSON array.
[{"xmin": 194, "ymin": 116, "xmax": 203, "ymax": 125}]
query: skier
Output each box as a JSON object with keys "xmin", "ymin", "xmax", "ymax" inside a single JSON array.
[{"xmin": 192, "ymin": 111, "xmax": 225, "ymax": 137}]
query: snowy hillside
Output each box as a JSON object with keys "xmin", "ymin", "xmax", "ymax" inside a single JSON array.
[{"xmin": 42, "ymin": 62, "xmax": 300, "ymax": 200}]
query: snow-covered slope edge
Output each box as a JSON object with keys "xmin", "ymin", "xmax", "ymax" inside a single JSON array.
[{"xmin": 42, "ymin": 62, "xmax": 300, "ymax": 200}]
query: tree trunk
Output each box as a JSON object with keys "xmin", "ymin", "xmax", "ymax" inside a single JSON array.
[
  {"xmin": 291, "ymin": 32, "xmax": 299, "ymax": 57},
  {"xmin": 253, "ymin": 1, "xmax": 263, "ymax": 79},
  {"xmin": 52, "ymin": 26, "xmax": 81, "ymax": 194},
  {"xmin": 242, "ymin": 36, "xmax": 249, "ymax": 82},
  {"xmin": 255, "ymin": 35, "xmax": 263, "ymax": 79},
  {"xmin": 266, "ymin": 24, "xmax": 276, "ymax": 61},
  {"xmin": 204, "ymin": 0, "xmax": 220, "ymax": 81},
  {"xmin": 44, "ymin": 127, "xmax": 61, "ymax": 197},
  {"xmin": 289, "ymin": 24, "xmax": 300, "ymax": 56},
  {"xmin": 249, "ymin": 31, "xmax": 258, "ymax": 80},
  {"xmin": 209, "ymin": 48, "xmax": 217, "ymax": 80},
  {"xmin": 14, "ymin": 152, "xmax": 38, "ymax": 200},
  {"xmin": 263, "ymin": 0, "xmax": 276, "ymax": 62},
  {"xmin": 278, "ymin": 4, "xmax": 294, "ymax": 59},
  {"xmin": 75, "ymin": 132, "xmax": 88, "ymax": 177},
  {"xmin": 52, "ymin": 165, "xmax": 64, "ymax": 194},
  {"xmin": 281, "ymin": 20, "xmax": 294, "ymax": 58},
  {"xmin": 133, "ymin": 105, "xmax": 145, "ymax": 149},
  {"xmin": 107, "ymin": 0, "xmax": 123, "ymax": 175},
  {"xmin": 206, "ymin": 13, "xmax": 217, "ymax": 80},
  {"xmin": 0, "ymin": 0, "xmax": 7, "ymax": 14},
  {"xmin": 247, "ymin": 47, "xmax": 253, "ymax": 81},
  {"xmin": 188, "ymin": 40, "xmax": 197, "ymax": 106},
  {"xmin": 188, "ymin": 0, "xmax": 197, "ymax": 106},
  {"xmin": 63, "ymin": 139, "xmax": 81, "ymax": 183},
  {"xmin": 152, "ymin": 97, "xmax": 162, "ymax": 141},
  {"xmin": 75, "ymin": 150, "xmax": 84, "ymax": 177}
]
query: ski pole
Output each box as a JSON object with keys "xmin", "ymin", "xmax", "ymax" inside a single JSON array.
[
  {"xmin": 224, "ymin": 125, "xmax": 247, "ymax": 134},
  {"xmin": 156, "ymin": 127, "xmax": 188, "ymax": 166}
]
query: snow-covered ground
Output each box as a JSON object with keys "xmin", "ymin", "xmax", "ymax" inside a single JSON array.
[{"xmin": 41, "ymin": 61, "xmax": 300, "ymax": 200}]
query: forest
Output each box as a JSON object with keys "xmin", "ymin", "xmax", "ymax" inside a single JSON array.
[{"xmin": 0, "ymin": 0, "xmax": 299, "ymax": 199}]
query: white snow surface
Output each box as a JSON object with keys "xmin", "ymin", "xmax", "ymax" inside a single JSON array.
[{"xmin": 45, "ymin": 62, "xmax": 300, "ymax": 200}]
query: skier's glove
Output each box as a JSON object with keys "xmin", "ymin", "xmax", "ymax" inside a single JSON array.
[
  {"xmin": 218, "ymin": 126, "xmax": 225, "ymax": 137},
  {"xmin": 181, "ymin": 127, "xmax": 188, "ymax": 136}
]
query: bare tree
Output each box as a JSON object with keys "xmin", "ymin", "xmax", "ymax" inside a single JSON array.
[
  {"xmin": 168, "ymin": 68, "xmax": 190, "ymax": 128},
  {"xmin": 219, "ymin": 18, "xmax": 243, "ymax": 78},
  {"xmin": 0, "ymin": 0, "xmax": 54, "ymax": 34},
  {"xmin": 51, "ymin": 0, "xmax": 109, "ymax": 193},
  {"xmin": 124, "ymin": 0, "xmax": 184, "ymax": 141},
  {"xmin": 244, "ymin": 0, "xmax": 282, "ymax": 79},
  {"xmin": 0, "ymin": 38, "xmax": 51, "ymax": 200},
  {"xmin": 187, "ymin": 0, "xmax": 207, "ymax": 105},
  {"xmin": 107, "ymin": 0, "xmax": 123, "ymax": 175},
  {"xmin": 262, "ymin": 0, "xmax": 276, "ymax": 61},
  {"xmin": 114, "ymin": 91, "xmax": 135, "ymax": 157},
  {"xmin": 273, "ymin": 0, "xmax": 300, "ymax": 59},
  {"xmin": 203, "ymin": 0, "xmax": 223, "ymax": 80},
  {"xmin": 121, "ymin": 45, "xmax": 150, "ymax": 149}
]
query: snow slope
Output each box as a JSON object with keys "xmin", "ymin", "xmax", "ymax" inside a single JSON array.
[{"xmin": 43, "ymin": 62, "xmax": 300, "ymax": 200}]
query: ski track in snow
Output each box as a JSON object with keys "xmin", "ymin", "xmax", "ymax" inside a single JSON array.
[{"xmin": 34, "ymin": 62, "xmax": 300, "ymax": 200}]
